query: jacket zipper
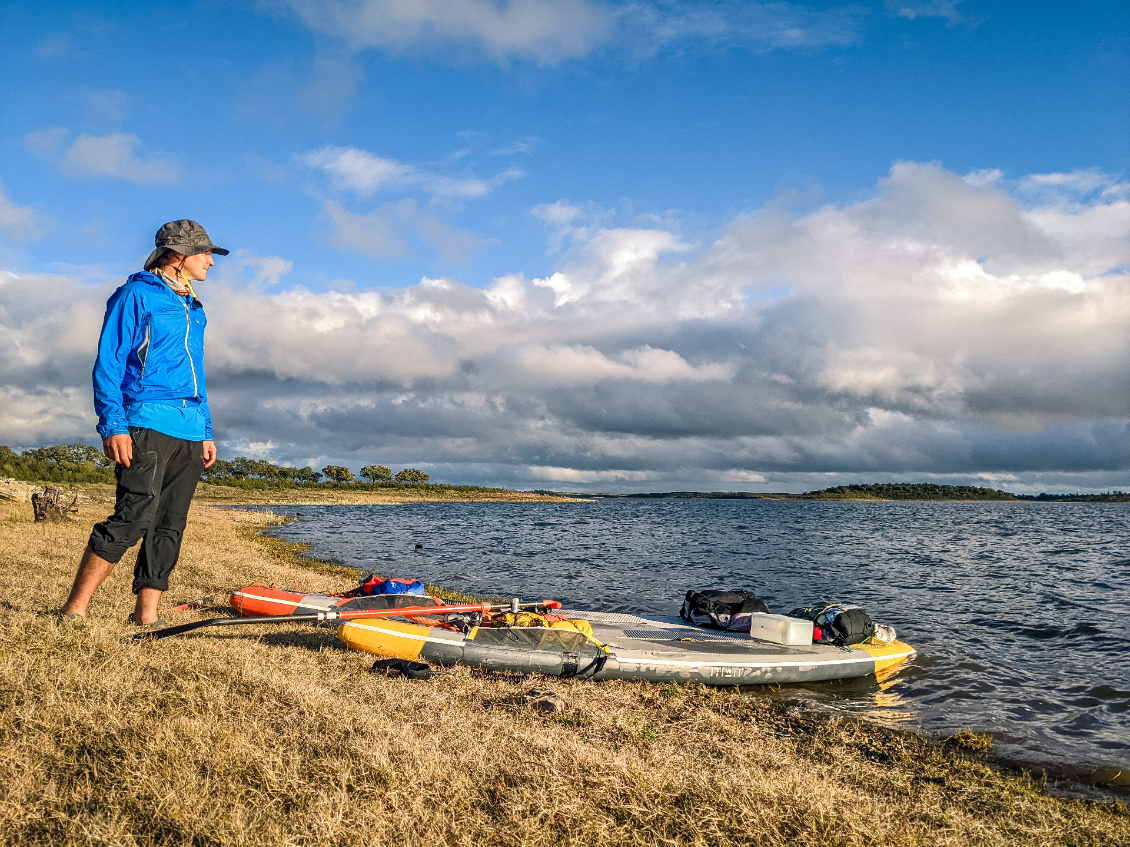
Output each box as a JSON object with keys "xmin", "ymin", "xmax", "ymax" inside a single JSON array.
[
  {"xmin": 182, "ymin": 298, "xmax": 198, "ymax": 397},
  {"xmin": 137, "ymin": 323, "xmax": 151, "ymax": 381}
]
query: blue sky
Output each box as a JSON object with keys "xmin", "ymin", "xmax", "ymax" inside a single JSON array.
[{"xmin": 1, "ymin": 0, "xmax": 1128, "ymax": 492}]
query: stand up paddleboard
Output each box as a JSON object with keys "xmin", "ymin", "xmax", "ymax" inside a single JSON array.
[{"xmin": 337, "ymin": 609, "xmax": 915, "ymax": 686}]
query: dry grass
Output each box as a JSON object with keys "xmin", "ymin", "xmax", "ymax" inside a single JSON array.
[{"xmin": 0, "ymin": 492, "xmax": 1126, "ymax": 847}]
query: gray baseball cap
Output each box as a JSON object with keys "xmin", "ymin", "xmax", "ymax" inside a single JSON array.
[{"xmin": 143, "ymin": 219, "xmax": 229, "ymax": 270}]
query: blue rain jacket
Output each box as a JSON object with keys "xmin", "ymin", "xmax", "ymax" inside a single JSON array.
[{"xmin": 93, "ymin": 272, "xmax": 213, "ymax": 441}]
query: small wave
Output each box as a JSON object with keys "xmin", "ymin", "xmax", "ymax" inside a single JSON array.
[
  {"xmin": 1065, "ymin": 623, "xmax": 1104, "ymax": 638},
  {"xmin": 1089, "ymin": 685, "xmax": 1130, "ymax": 701},
  {"xmin": 1020, "ymin": 623, "xmax": 1107, "ymax": 640}
]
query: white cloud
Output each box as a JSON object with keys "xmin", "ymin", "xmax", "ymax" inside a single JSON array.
[
  {"xmin": 217, "ymin": 252, "xmax": 295, "ymax": 289},
  {"xmin": 714, "ymin": 470, "xmax": 768, "ymax": 483},
  {"xmin": 62, "ymin": 134, "xmax": 182, "ymax": 185},
  {"xmin": 303, "ymin": 145, "xmax": 523, "ymax": 201},
  {"xmin": 531, "ymin": 199, "xmax": 624, "ymax": 251},
  {"xmin": 886, "ymin": 1, "xmax": 968, "ymax": 24},
  {"xmin": 300, "ymin": 144, "xmax": 511, "ymax": 264},
  {"xmin": 520, "ymin": 466, "xmax": 660, "ymax": 483},
  {"xmin": 266, "ymin": 1, "xmax": 871, "ymax": 63},
  {"xmin": 532, "ymin": 200, "xmax": 584, "ymax": 230},
  {"xmin": 530, "ymin": 226, "xmax": 694, "ymax": 309},
  {"xmin": 617, "ymin": 1, "xmax": 868, "ymax": 55},
  {"xmin": 512, "ymin": 344, "xmax": 732, "ymax": 386},
  {"xmin": 26, "ymin": 129, "xmax": 182, "ymax": 186},
  {"xmin": 2, "ymin": 163, "xmax": 1128, "ymax": 491},
  {"xmin": 1017, "ymin": 168, "xmax": 1130, "ymax": 205},
  {"xmin": 494, "ymin": 137, "xmax": 539, "ymax": 156},
  {"xmin": 304, "ymin": 148, "xmax": 411, "ymax": 195},
  {"xmin": 264, "ymin": 0, "xmax": 614, "ymax": 64}
]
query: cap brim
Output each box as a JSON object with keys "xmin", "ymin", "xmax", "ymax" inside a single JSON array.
[
  {"xmin": 143, "ymin": 244, "xmax": 228, "ymax": 269},
  {"xmin": 178, "ymin": 243, "xmax": 228, "ymax": 258}
]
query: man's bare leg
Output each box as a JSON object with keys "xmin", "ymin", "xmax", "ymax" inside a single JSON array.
[
  {"xmin": 60, "ymin": 545, "xmax": 117, "ymax": 617},
  {"xmin": 132, "ymin": 587, "xmax": 162, "ymax": 625}
]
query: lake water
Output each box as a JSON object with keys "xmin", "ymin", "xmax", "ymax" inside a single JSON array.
[{"xmin": 255, "ymin": 499, "xmax": 1129, "ymax": 787}]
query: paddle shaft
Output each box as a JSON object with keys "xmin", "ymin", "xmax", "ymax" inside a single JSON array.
[
  {"xmin": 132, "ymin": 599, "xmax": 562, "ymax": 641},
  {"xmin": 167, "ymin": 596, "xmax": 216, "ymax": 614}
]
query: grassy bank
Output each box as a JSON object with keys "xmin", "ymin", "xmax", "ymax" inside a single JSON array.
[{"xmin": 0, "ymin": 491, "xmax": 1126, "ymax": 846}]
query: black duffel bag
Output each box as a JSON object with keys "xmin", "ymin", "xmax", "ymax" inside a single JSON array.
[
  {"xmin": 788, "ymin": 604, "xmax": 875, "ymax": 646},
  {"xmin": 681, "ymin": 589, "xmax": 769, "ymax": 632}
]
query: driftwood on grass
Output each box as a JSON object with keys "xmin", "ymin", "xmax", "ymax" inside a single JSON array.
[{"xmin": 31, "ymin": 486, "xmax": 78, "ymax": 522}]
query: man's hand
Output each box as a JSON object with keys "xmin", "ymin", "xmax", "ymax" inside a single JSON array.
[
  {"xmin": 103, "ymin": 433, "xmax": 133, "ymax": 467},
  {"xmin": 202, "ymin": 440, "xmax": 217, "ymax": 468}
]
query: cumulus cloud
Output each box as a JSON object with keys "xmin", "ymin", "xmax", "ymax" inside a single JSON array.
[
  {"xmin": 25, "ymin": 129, "xmax": 182, "ymax": 185},
  {"xmin": 3, "ymin": 164, "xmax": 1128, "ymax": 492}
]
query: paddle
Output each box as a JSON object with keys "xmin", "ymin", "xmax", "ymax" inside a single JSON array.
[
  {"xmin": 167, "ymin": 595, "xmax": 217, "ymax": 614},
  {"xmin": 131, "ymin": 599, "xmax": 562, "ymax": 641}
]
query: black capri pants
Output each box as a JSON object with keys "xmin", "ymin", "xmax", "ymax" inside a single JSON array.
[{"xmin": 88, "ymin": 427, "xmax": 203, "ymax": 594}]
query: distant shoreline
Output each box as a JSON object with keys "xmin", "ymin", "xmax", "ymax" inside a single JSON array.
[
  {"xmin": 555, "ymin": 483, "xmax": 1130, "ymax": 503},
  {"xmin": 572, "ymin": 491, "xmax": 1130, "ymax": 503},
  {"xmin": 4, "ymin": 471, "xmax": 1127, "ymax": 505}
]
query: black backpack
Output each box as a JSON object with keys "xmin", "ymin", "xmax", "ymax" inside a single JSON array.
[
  {"xmin": 681, "ymin": 589, "xmax": 769, "ymax": 632},
  {"xmin": 788, "ymin": 604, "xmax": 875, "ymax": 646}
]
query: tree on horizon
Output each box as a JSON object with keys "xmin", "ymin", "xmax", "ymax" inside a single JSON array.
[{"xmin": 322, "ymin": 465, "xmax": 356, "ymax": 483}]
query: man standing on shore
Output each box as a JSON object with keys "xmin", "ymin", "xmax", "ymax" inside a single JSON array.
[{"xmin": 60, "ymin": 220, "xmax": 226, "ymax": 627}]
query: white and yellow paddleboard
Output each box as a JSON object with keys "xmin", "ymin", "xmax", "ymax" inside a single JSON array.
[{"xmin": 338, "ymin": 610, "xmax": 915, "ymax": 686}]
